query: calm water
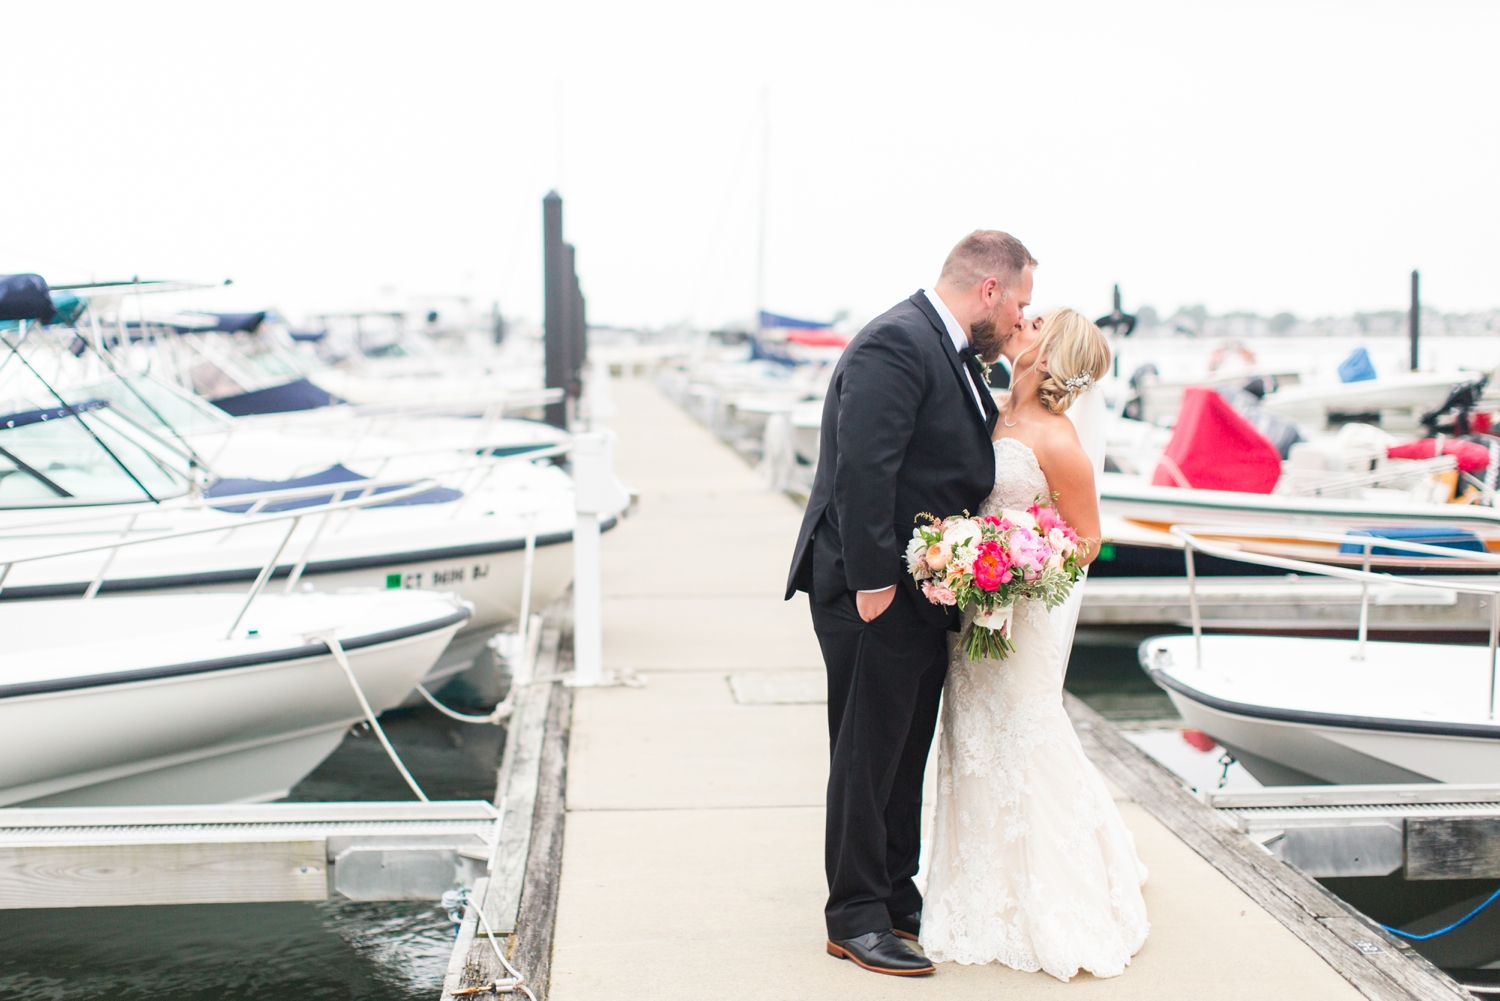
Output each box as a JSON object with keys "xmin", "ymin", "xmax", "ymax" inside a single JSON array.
[
  {"xmin": 1064, "ymin": 630, "xmax": 1261, "ymax": 792},
  {"xmin": 0, "ymin": 702, "xmax": 506, "ymax": 1001}
]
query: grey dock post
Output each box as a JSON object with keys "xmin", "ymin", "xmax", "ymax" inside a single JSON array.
[
  {"xmin": 543, "ymin": 191, "xmax": 571, "ymax": 429},
  {"xmin": 1409, "ymin": 269, "xmax": 1420, "ymax": 372}
]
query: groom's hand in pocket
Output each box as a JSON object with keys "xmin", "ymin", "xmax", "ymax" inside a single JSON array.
[{"xmin": 856, "ymin": 585, "xmax": 896, "ymax": 622}]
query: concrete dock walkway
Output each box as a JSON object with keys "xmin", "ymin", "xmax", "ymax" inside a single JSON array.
[{"xmin": 548, "ymin": 379, "xmax": 1369, "ymax": 999}]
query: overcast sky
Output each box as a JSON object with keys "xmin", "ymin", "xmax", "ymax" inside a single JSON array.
[{"xmin": 4, "ymin": 2, "xmax": 1497, "ymax": 329}]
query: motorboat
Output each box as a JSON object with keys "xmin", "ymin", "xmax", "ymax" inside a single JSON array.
[
  {"xmin": 0, "ymin": 336, "xmax": 603, "ymax": 687},
  {"xmin": 1142, "ymin": 632, "xmax": 1500, "ymax": 785},
  {"xmin": 0, "ymin": 589, "xmax": 468, "ymax": 806},
  {"xmin": 0, "ymin": 447, "xmax": 589, "ymax": 686},
  {"xmin": 1140, "ymin": 525, "xmax": 1500, "ymax": 785}
]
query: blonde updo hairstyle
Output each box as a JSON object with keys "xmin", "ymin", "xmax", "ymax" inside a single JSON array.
[{"xmin": 1024, "ymin": 308, "xmax": 1112, "ymax": 414}]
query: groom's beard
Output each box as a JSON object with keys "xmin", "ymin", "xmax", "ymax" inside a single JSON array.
[{"xmin": 968, "ymin": 314, "xmax": 1006, "ymax": 364}]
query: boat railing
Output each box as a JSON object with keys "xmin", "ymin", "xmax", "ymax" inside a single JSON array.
[
  {"xmin": 1275, "ymin": 454, "xmax": 1458, "ymax": 499},
  {"xmin": 0, "ymin": 479, "xmax": 440, "ymax": 639},
  {"xmin": 0, "ymin": 442, "xmax": 574, "ymax": 538},
  {"xmin": 1169, "ymin": 523, "xmax": 1500, "ymax": 717}
]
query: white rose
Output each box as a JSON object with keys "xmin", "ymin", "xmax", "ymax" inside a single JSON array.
[
  {"xmin": 941, "ymin": 518, "xmax": 982, "ymax": 550},
  {"xmin": 1003, "ymin": 508, "xmax": 1038, "ymax": 531},
  {"xmin": 905, "ymin": 534, "xmax": 928, "ymax": 572}
]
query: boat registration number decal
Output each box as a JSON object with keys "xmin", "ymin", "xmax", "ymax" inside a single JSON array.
[{"xmin": 386, "ymin": 564, "xmax": 490, "ymax": 589}]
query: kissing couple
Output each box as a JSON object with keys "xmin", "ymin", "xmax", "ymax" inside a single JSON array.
[{"xmin": 786, "ymin": 231, "xmax": 1149, "ymax": 981}]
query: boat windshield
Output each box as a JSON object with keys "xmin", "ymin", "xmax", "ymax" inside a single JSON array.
[
  {"xmin": 74, "ymin": 375, "xmax": 232, "ymax": 436},
  {"xmin": 0, "ymin": 401, "xmax": 187, "ymax": 506}
]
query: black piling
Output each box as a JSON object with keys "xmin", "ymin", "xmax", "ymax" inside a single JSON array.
[
  {"xmin": 543, "ymin": 191, "xmax": 585, "ymax": 428},
  {"xmin": 1409, "ymin": 269, "xmax": 1421, "ymax": 372}
]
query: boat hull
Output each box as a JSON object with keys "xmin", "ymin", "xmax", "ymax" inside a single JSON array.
[
  {"xmin": 1143, "ymin": 633, "xmax": 1500, "ymax": 786},
  {"xmin": 0, "ymin": 598, "xmax": 465, "ymax": 807}
]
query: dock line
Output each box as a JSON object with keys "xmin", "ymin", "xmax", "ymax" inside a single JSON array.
[
  {"xmin": 1379, "ymin": 885, "xmax": 1500, "ymax": 942},
  {"xmin": 310, "ymin": 629, "xmax": 429, "ymax": 802}
]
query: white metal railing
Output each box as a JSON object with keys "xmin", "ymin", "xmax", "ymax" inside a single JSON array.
[
  {"xmin": 1276, "ymin": 454, "xmax": 1458, "ymax": 498},
  {"xmin": 0, "ymin": 479, "xmax": 439, "ymax": 639},
  {"xmin": 0, "ymin": 443, "xmax": 573, "ymax": 540},
  {"xmin": 1169, "ymin": 524, "xmax": 1500, "ymax": 718}
]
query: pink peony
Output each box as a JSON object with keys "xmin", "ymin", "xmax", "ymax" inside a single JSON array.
[
  {"xmin": 1007, "ymin": 527, "xmax": 1050, "ymax": 582},
  {"xmin": 1030, "ymin": 502, "xmax": 1065, "ymax": 535},
  {"xmin": 970, "ymin": 540, "xmax": 1012, "ymax": 592}
]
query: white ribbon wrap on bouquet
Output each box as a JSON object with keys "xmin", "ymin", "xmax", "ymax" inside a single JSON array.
[{"xmin": 972, "ymin": 604, "xmax": 1013, "ymax": 635}]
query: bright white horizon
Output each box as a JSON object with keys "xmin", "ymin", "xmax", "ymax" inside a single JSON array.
[{"xmin": 3, "ymin": 2, "xmax": 1497, "ymax": 331}]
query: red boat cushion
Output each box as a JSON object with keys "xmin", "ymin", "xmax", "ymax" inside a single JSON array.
[
  {"xmin": 1386, "ymin": 438, "xmax": 1491, "ymax": 474},
  {"xmin": 1152, "ymin": 386, "xmax": 1282, "ymax": 493},
  {"xmin": 785, "ymin": 329, "xmax": 851, "ymax": 347}
]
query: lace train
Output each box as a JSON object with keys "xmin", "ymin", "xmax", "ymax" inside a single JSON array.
[{"xmin": 919, "ymin": 438, "xmax": 1149, "ymax": 981}]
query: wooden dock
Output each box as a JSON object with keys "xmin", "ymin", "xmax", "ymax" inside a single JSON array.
[{"xmin": 511, "ymin": 379, "xmax": 1469, "ymax": 1000}]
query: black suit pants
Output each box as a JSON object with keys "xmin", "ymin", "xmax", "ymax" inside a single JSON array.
[{"xmin": 811, "ymin": 586, "xmax": 948, "ymax": 941}]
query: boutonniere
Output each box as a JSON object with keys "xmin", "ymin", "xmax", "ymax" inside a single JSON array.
[{"xmin": 976, "ymin": 357, "xmax": 993, "ymax": 384}]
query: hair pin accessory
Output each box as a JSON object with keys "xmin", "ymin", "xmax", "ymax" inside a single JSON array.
[{"xmin": 1063, "ymin": 373, "xmax": 1095, "ymax": 391}]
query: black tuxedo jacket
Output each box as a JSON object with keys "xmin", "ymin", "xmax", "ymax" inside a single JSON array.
[{"xmin": 786, "ymin": 291, "xmax": 999, "ymax": 629}]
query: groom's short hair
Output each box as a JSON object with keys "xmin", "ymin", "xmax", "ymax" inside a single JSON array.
[{"xmin": 939, "ymin": 230, "xmax": 1037, "ymax": 292}]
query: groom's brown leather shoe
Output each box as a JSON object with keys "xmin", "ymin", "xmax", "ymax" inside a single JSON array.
[
  {"xmin": 890, "ymin": 910, "xmax": 921, "ymax": 942},
  {"xmin": 826, "ymin": 931, "xmax": 935, "ymax": 976}
]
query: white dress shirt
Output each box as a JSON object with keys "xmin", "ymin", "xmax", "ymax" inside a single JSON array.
[{"xmin": 923, "ymin": 288, "xmax": 988, "ymax": 416}]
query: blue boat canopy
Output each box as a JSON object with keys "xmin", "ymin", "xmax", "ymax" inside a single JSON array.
[
  {"xmin": 759, "ymin": 310, "xmax": 829, "ymax": 330},
  {"xmin": 1338, "ymin": 346, "xmax": 1377, "ymax": 383},
  {"xmin": 0, "ymin": 275, "xmax": 55, "ymax": 322}
]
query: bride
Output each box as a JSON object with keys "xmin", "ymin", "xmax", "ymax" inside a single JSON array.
[{"xmin": 918, "ymin": 308, "xmax": 1150, "ymax": 981}]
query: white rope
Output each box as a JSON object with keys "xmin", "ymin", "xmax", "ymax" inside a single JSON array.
[
  {"xmin": 311, "ymin": 631, "xmax": 429, "ymax": 802},
  {"xmin": 474, "ymin": 891, "xmax": 538, "ymax": 1001},
  {"xmin": 414, "ymin": 683, "xmax": 513, "ymax": 725}
]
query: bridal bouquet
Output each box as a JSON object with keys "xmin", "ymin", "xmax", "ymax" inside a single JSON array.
[{"xmin": 906, "ymin": 499, "xmax": 1088, "ymax": 661}]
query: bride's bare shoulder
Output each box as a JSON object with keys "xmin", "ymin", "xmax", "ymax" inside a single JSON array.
[{"xmin": 1032, "ymin": 413, "xmax": 1091, "ymax": 482}]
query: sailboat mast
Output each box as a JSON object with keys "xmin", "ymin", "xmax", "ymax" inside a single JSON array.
[{"xmin": 755, "ymin": 88, "xmax": 769, "ymax": 332}]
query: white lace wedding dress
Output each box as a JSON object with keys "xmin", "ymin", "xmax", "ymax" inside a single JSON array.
[{"xmin": 919, "ymin": 437, "xmax": 1149, "ymax": 981}]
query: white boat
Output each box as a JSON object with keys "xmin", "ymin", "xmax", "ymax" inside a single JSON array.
[
  {"xmin": 0, "ymin": 377, "xmax": 597, "ymax": 686},
  {"xmin": 1142, "ymin": 632, "xmax": 1500, "ymax": 785},
  {"xmin": 1141, "ymin": 525, "xmax": 1500, "ymax": 785},
  {"xmin": 1259, "ymin": 371, "xmax": 1483, "ymax": 432},
  {"xmin": 0, "ymin": 589, "xmax": 468, "ymax": 807}
]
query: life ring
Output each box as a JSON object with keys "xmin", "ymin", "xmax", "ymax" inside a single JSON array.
[{"xmin": 1209, "ymin": 342, "xmax": 1256, "ymax": 372}]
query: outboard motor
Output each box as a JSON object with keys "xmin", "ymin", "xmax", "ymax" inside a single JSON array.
[
  {"xmin": 1122, "ymin": 362, "xmax": 1157, "ymax": 422},
  {"xmin": 1420, "ymin": 375, "xmax": 1488, "ymax": 436}
]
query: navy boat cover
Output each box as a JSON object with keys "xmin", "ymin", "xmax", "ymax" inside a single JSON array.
[
  {"xmin": 211, "ymin": 312, "xmax": 267, "ymax": 333},
  {"xmin": 206, "ymin": 463, "xmax": 462, "ymax": 512},
  {"xmin": 211, "ymin": 378, "xmax": 338, "ymax": 416},
  {"xmin": 0, "ymin": 275, "xmax": 55, "ymax": 322},
  {"xmin": 759, "ymin": 310, "xmax": 829, "ymax": 330},
  {"xmin": 1338, "ymin": 526, "xmax": 1485, "ymax": 557}
]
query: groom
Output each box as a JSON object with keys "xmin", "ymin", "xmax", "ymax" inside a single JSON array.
[{"xmin": 786, "ymin": 231, "xmax": 1036, "ymax": 976}]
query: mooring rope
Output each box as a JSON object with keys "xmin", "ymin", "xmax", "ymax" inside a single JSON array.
[
  {"xmin": 1378, "ymin": 885, "xmax": 1500, "ymax": 942},
  {"xmin": 312, "ymin": 630, "xmax": 429, "ymax": 802},
  {"xmin": 445, "ymin": 885, "xmax": 538, "ymax": 1001},
  {"xmin": 414, "ymin": 683, "xmax": 515, "ymax": 725}
]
